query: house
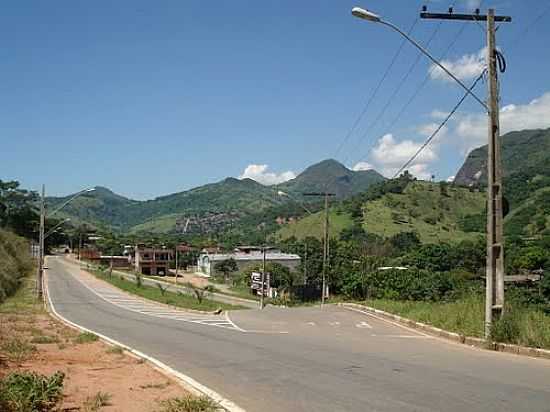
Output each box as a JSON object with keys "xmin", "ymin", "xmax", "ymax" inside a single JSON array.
[
  {"xmin": 197, "ymin": 245, "xmax": 301, "ymax": 277},
  {"xmin": 131, "ymin": 245, "xmax": 173, "ymax": 276}
]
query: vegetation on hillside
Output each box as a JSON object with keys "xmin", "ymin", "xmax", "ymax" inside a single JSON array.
[{"xmin": 0, "ymin": 229, "xmax": 32, "ymax": 304}]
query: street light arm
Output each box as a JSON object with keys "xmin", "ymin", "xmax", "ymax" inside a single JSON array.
[
  {"xmin": 379, "ymin": 19, "xmax": 488, "ymax": 111},
  {"xmin": 44, "ymin": 219, "xmax": 70, "ymax": 240},
  {"xmin": 47, "ymin": 188, "xmax": 94, "ymax": 218}
]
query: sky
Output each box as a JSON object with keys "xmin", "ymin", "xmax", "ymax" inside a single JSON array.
[{"xmin": 1, "ymin": 0, "xmax": 549, "ymax": 199}]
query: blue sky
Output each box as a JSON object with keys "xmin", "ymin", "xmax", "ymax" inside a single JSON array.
[{"xmin": 1, "ymin": 0, "xmax": 549, "ymax": 199}]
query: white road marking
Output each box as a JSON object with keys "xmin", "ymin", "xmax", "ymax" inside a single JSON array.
[
  {"xmin": 60, "ymin": 261, "xmax": 245, "ymax": 332},
  {"xmin": 329, "ymin": 321, "xmax": 341, "ymax": 327},
  {"xmin": 344, "ymin": 306, "xmax": 430, "ymax": 337},
  {"xmin": 306, "ymin": 322, "xmax": 316, "ymax": 326},
  {"xmin": 355, "ymin": 321, "xmax": 373, "ymax": 329}
]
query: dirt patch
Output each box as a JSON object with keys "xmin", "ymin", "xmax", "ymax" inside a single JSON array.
[{"xmin": 1, "ymin": 292, "xmax": 194, "ymax": 411}]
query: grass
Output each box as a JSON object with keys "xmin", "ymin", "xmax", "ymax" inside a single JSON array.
[
  {"xmin": 83, "ymin": 391, "xmax": 112, "ymax": 411},
  {"xmin": 30, "ymin": 335, "xmax": 59, "ymax": 344},
  {"xmin": 158, "ymin": 395, "xmax": 218, "ymax": 412},
  {"xmin": 0, "ymin": 371, "xmax": 65, "ymax": 412},
  {"xmin": 139, "ymin": 381, "xmax": 171, "ymax": 390},
  {"xmin": 74, "ymin": 332, "xmax": 99, "ymax": 344},
  {"xmin": 275, "ymin": 209, "xmax": 353, "ymax": 240},
  {"xmin": 90, "ymin": 269, "xmax": 246, "ymax": 312},
  {"xmin": 106, "ymin": 345, "xmax": 124, "ymax": 355},
  {"xmin": 0, "ymin": 337, "xmax": 37, "ymax": 362},
  {"xmin": 361, "ymin": 295, "xmax": 550, "ymax": 349}
]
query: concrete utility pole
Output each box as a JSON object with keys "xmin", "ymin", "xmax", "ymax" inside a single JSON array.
[
  {"xmin": 37, "ymin": 184, "xmax": 45, "ymax": 298},
  {"xmin": 419, "ymin": 6, "xmax": 511, "ymax": 338},
  {"xmin": 175, "ymin": 247, "xmax": 179, "ymax": 284},
  {"xmin": 260, "ymin": 242, "xmax": 267, "ymax": 309},
  {"xmin": 303, "ymin": 192, "xmax": 335, "ymax": 306}
]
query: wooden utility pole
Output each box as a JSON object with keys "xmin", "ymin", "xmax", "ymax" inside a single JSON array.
[
  {"xmin": 420, "ymin": 6, "xmax": 511, "ymax": 338},
  {"xmin": 260, "ymin": 242, "xmax": 266, "ymax": 309},
  {"xmin": 175, "ymin": 247, "xmax": 179, "ymax": 284}
]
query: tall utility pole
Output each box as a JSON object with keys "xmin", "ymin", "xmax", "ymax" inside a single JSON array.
[
  {"xmin": 37, "ymin": 184, "xmax": 45, "ymax": 298},
  {"xmin": 303, "ymin": 192, "xmax": 335, "ymax": 306},
  {"xmin": 175, "ymin": 247, "xmax": 179, "ymax": 284},
  {"xmin": 260, "ymin": 242, "xmax": 267, "ymax": 309},
  {"xmin": 420, "ymin": 7, "xmax": 511, "ymax": 337}
]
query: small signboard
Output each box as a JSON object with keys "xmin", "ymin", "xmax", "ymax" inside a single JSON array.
[{"xmin": 251, "ymin": 272, "xmax": 270, "ymax": 296}]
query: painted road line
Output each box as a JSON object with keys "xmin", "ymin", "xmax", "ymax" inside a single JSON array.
[
  {"xmin": 355, "ymin": 321, "xmax": 373, "ymax": 329},
  {"xmin": 43, "ymin": 273, "xmax": 246, "ymax": 412},
  {"xmin": 343, "ymin": 306, "xmax": 430, "ymax": 338}
]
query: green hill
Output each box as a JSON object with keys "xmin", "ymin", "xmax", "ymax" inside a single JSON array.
[
  {"xmin": 455, "ymin": 127, "xmax": 550, "ymax": 237},
  {"xmin": 276, "ymin": 181, "xmax": 486, "ymax": 243},
  {"xmin": 47, "ymin": 159, "xmax": 385, "ymax": 235},
  {"xmin": 276, "ymin": 159, "xmax": 384, "ymax": 199}
]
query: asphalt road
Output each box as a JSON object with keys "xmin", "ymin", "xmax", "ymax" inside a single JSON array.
[{"xmin": 46, "ymin": 256, "xmax": 550, "ymax": 412}]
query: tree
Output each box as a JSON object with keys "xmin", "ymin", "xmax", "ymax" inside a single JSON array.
[
  {"xmin": 0, "ymin": 180, "xmax": 39, "ymax": 238},
  {"xmin": 214, "ymin": 258, "xmax": 238, "ymax": 284}
]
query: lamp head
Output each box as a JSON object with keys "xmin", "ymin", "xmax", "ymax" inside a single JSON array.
[{"xmin": 351, "ymin": 6, "xmax": 381, "ymax": 22}]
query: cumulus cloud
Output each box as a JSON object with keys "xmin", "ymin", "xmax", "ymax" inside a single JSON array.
[
  {"xmin": 239, "ymin": 164, "xmax": 296, "ymax": 185},
  {"xmin": 430, "ymin": 48, "xmax": 486, "ymax": 83},
  {"xmin": 453, "ymin": 91, "xmax": 550, "ymax": 153},
  {"xmin": 369, "ymin": 134, "xmax": 437, "ymax": 180},
  {"xmin": 447, "ymin": 175, "xmax": 456, "ymax": 183},
  {"xmin": 352, "ymin": 161, "xmax": 374, "ymax": 171}
]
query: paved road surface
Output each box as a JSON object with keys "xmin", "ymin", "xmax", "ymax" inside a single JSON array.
[{"xmin": 46, "ymin": 256, "xmax": 550, "ymax": 412}]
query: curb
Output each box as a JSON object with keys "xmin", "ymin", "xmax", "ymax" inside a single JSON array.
[
  {"xmin": 43, "ymin": 268, "xmax": 246, "ymax": 412},
  {"xmin": 339, "ymin": 302, "xmax": 550, "ymax": 361}
]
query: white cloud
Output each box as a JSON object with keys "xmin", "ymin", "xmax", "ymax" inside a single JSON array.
[
  {"xmin": 369, "ymin": 134, "xmax": 437, "ymax": 180},
  {"xmin": 453, "ymin": 91, "xmax": 550, "ymax": 153},
  {"xmin": 447, "ymin": 175, "xmax": 455, "ymax": 183},
  {"xmin": 430, "ymin": 48, "xmax": 486, "ymax": 83},
  {"xmin": 352, "ymin": 161, "xmax": 374, "ymax": 171},
  {"xmin": 239, "ymin": 164, "xmax": 296, "ymax": 185},
  {"xmin": 463, "ymin": 0, "xmax": 482, "ymax": 9}
]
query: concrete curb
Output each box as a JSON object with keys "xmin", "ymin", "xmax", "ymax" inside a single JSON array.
[
  {"xmin": 339, "ymin": 302, "xmax": 550, "ymax": 361},
  {"xmin": 43, "ymin": 268, "xmax": 246, "ymax": 412}
]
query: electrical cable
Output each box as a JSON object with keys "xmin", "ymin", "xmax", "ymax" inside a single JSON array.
[{"xmin": 391, "ymin": 69, "xmax": 486, "ymax": 179}]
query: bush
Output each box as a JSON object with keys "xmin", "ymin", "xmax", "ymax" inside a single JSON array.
[
  {"xmin": 343, "ymin": 268, "xmax": 463, "ymax": 302},
  {"xmin": 0, "ymin": 371, "xmax": 65, "ymax": 412},
  {"xmin": 0, "ymin": 229, "xmax": 32, "ymax": 304}
]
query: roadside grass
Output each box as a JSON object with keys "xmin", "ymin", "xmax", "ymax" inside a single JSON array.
[
  {"xmin": 361, "ymin": 295, "xmax": 550, "ymax": 349},
  {"xmin": 83, "ymin": 391, "xmax": 112, "ymax": 411},
  {"xmin": 0, "ymin": 276, "xmax": 44, "ymax": 316},
  {"xmin": 0, "ymin": 336, "xmax": 37, "ymax": 362},
  {"xmin": 74, "ymin": 332, "xmax": 99, "ymax": 344},
  {"xmin": 106, "ymin": 345, "xmax": 124, "ymax": 355},
  {"xmin": 0, "ymin": 371, "xmax": 65, "ymax": 412},
  {"xmin": 90, "ymin": 269, "xmax": 246, "ymax": 312},
  {"xmin": 157, "ymin": 395, "xmax": 218, "ymax": 412},
  {"xmin": 140, "ymin": 381, "xmax": 171, "ymax": 390},
  {"xmin": 30, "ymin": 334, "xmax": 59, "ymax": 344}
]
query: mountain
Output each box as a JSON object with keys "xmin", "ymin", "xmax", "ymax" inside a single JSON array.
[
  {"xmin": 455, "ymin": 128, "xmax": 550, "ymax": 187},
  {"xmin": 47, "ymin": 159, "xmax": 385, "ymax": 234},
  {"xmin": 454, "ymin": 127, "xmax": 550, "ymax": 237},
  {"xmin": 277, "ymin": 159, "xmax": 385, "ymax": 198}
]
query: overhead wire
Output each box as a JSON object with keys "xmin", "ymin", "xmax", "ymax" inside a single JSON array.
[
  {"xmin": 391, "ymin": 69, "xmax": 487, "ymax": 179},
  {"xmin": 343, "ymin": 15, "xmax": 449, "ymax": 167}
]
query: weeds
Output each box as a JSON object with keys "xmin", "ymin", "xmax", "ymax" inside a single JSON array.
[
  {"xmin": 30, "ymin": 335, "xmax": 59, "ymax": 344},
  {"xmin": 74, "ymin": 332, "xmax": 99, "ymax": 344},
  {"xmin": 158, "ymin": 395, "xmax": 218, "ymax": 412},
  {"xmin": 83, "ymin": 391, "xmax": 112, "ymax": 411},
  {"xmin": 106, "ymin": 345, "xmax": 124, "ymax": 355},
  {"xmin": 135, "ymin": 273, "xmax": 143, "ymax": 288},
  {"xmin": 0, "ymin": 371, "xmax": 65, "ymax": 412},
  {"xmin": 139, "ymin": 381, "xmax": 171, "ymax": 390},
  {"xmin": 0, "ymin": 337, "xmax": 37, "ymax": 362}
]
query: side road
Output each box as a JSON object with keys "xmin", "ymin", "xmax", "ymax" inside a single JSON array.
[{"xmin": 67, "ymin": 255, "xmax": 258, "ymax": 309}]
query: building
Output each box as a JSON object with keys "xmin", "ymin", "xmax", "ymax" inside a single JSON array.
[
  {"xmin": 197, "ymin": 246, "xmax": 301, "ymax": 277},
  {"xmin": 131, "ymin": 245, "xmax": 173, "ymax": 276}
]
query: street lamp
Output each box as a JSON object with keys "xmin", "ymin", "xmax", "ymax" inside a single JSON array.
[
  {"xmin": 36, "ymin": 186, "xmax": 95, "ymax": 298},
  {"xmin": 351, "ymin": 6, "xmax": 488, "ymax": 111}
]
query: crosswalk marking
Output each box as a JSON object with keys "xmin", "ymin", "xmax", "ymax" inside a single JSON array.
[{"xmin": 70, "ymin": 269, "xmax": 243, "ymax": 332}]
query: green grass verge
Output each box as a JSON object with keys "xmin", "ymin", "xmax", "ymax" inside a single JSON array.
[
  {"xmin": 90, "ymin": 269, "xmax": 246, "ymax": 311},
  {"xmin": 362, "ymin": 295, "xmax": 550, "ymax": 349}
]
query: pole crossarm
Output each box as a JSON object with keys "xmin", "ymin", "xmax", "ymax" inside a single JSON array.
[
  {"xmin": 302, "ymin": 192, "xmax": 336, "ymax": 197},
  {"xmin": 420, "ymin": 12, "xmax": 512, "ymax": 22}
]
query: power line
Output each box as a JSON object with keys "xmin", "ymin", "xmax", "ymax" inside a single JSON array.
[
  {"xmin": 331, "ymin": 18, "xmax": 420, "ymax": 160},
  {"xmin": 344, "ymin": 18, "xmax": 445, "ymax": 167},
  {"xmin": 391, "ymin": 69, "xmax": 486, "ymax": 179}
]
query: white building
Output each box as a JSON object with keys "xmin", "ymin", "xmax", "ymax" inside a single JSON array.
[{"xmin": 197, "ymin": 246, "xmax": 301, "ymax": 277}]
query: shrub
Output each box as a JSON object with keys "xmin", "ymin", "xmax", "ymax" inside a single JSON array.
[
  {"xmin": 0, "ymin": 229, "xmax": 32, "ymax": 304},
  {"xmin": 0, "ymin": 371, "xmax": 65, "ymax": 412},
  {"xmin": 159, "ymin": 395, "xmax": 218, "ymax": 412}
]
